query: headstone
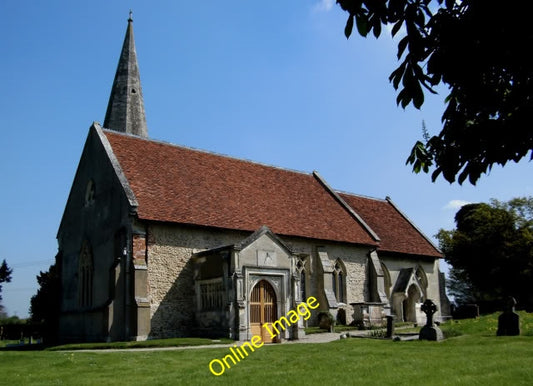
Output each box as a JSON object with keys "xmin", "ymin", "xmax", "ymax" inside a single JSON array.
[
  {"xmin": 452, "ymin": 304, "xmax": 479, "ymax": 319},
  {"xmin": 419, "ymin": 299, "xmax": 444, "ymax": 341},
  {"xmin": 386, "ymin": 315, "xmax": 395, "ymax": 338},
  {"xmin": 318, "ymin": 312, "xmax": 335, "ymax": 332},
  {"xmin": 497, "ymin": 297, "xmax": 520, "ymax": 336}
]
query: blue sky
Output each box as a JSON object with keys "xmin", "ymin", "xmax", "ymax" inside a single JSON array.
[{"xmin": 1, "ymin": 1, "xmax": 531, "ymax": 318}]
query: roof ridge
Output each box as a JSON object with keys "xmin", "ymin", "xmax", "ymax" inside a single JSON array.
[
  {"xmin": 313, "ymin": 171, "xmax": 380, "ymax": 243},
  {"xmin": 385, "ymin": 197, "xmax": 442, "ymax": 255},
  {"xmin": 336, "ymin": 190, "xmax": 387, "ymax": 202},
  {"xmin": 102, "ymin": 128, "xmax": 313, "ymax": 177}
]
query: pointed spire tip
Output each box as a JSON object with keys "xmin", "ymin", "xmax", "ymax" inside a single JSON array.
[{"xmin": 128, "ymin": 9, "xmax": 133, "ymax": 22}]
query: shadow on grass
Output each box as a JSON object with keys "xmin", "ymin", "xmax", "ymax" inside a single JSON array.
[{"xmin": 0, "ymin": 337, "xmax": 233, "ymax": 352}]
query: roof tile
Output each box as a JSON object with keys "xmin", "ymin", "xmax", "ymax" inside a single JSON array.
[
  {"xmin": 339, "ymin": 193, "xmax": 441, "ymax": 258},
  {"xmin": 104, "ymin": 130, "xmax": 377, "ymax": 246}
]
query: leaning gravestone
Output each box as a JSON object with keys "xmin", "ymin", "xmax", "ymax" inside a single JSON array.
[
  {"xmin": 419, "ymin": 299, "xmax": 444, "ymax": 341},
  {"xmin": 497, "ymin": 297, "xmax": 520, "ymax": 336}
]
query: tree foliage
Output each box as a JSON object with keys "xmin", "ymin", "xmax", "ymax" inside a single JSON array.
[
  {"xmin": 337, "ymin": 0, "xmax": 533, "ymax": 184},
  {"xmin": 0, "ymin": 259, "xmax": 13, "ymax": 307},
  {"xmin": 30, "ymin": 258, "xmax": 61, "ymax": 342},
  {"xmin": 436, "ymin": 197, "xmax": 533, "ymax": 311}
]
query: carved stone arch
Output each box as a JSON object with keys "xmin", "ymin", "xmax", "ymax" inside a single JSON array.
[
  {"xmin": 248, "ymin": 276, "xmax": 282, "ymax": 303},
  {"xmin": 381, "ymin": 262, "xmax": 392, "ymax": 299},
  {"xmin": 403, "ymin": 284, "xmax": 422, "ymax": 323},
  {"xmin": 415, "ymin": 265, "xmax": 428, "ymax": 299},
  {"xmin": 249, "ymin": 279, "xmax": 278, "ymax": 343}
]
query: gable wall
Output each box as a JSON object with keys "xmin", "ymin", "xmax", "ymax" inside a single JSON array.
[
  {"xmin": 58, "ymin": 127, "xmax": 133, "ymax": 342},
  {"xmin": 380, "ymin": 255, "xmax": 444, "ymax": 318}
]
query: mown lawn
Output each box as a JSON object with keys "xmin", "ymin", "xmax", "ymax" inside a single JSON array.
[{"xmin": 1, "ymin": 313, "xmax": 532, "ymax": 385}]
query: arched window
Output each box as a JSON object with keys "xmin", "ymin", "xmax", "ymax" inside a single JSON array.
[
  {"xmin": 79, "ymin": 241, "xmax": 94, "ymax": 308},
  {"xmin": 84, "ymin": 179, "xmax": 96, "ymax": 207},
  {"xmin": 296, "ymin": 256, "xmax": 307, "ymax": 301},
  {"xmin": 333, "ymin": 260, "xmax": 346, "ymax": 303}
]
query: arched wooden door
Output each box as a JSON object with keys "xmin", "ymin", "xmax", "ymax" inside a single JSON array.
[{"xmin": 250, "ymin": 280, "xmax": 277, "ymax": 343}]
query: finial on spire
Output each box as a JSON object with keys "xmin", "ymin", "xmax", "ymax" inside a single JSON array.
[{"xmin": 128, "ymin": 9, "xmax": 133, "ymax": 22}]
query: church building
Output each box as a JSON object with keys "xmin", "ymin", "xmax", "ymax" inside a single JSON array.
[{"xmin": 57, "ymin": 16, "xmax": 450, "ymax": 342}]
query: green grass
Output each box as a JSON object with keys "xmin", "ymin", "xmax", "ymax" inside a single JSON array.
[
  {"xmin": 1, "ymin": 313, "xmax": 532, "ymax": 385},
  {"xmin": 46, "ymin": 337, "xmax": 233, "ymax": 351},
  {"xmin": 0, "ymin": 339, "xmax": 20, "ymax": 348},
  {"xmin": 304, "ymin": 324, "xmax": 359, "ymax": 335}
]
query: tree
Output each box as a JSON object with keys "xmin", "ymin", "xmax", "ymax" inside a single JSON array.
[
  {"xmin": 436, "ymin": 197, "xmax": 533, "ymax": 311},
  {"xmin": 30, "ymin": 258, "xmax": 61, "ymax": 342},
  {"xmin": 0, "ymin": 259, "xmax": 13, "ymax": 311},
  {"xmin": 336, "ymin": 0, "xmax": 533, "ymax": 184}
]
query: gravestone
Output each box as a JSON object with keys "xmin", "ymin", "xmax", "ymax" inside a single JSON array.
[
  {"xmin": 497, "ymin": 297, "xmax": 520, "ymax": 336},
  {"xmin": 385, "ymin": 315, "xmax": 395, "ymax": 338},
  {"xmin": 419, "ymin": 299, "xmax": 444, "ymax": 341}
]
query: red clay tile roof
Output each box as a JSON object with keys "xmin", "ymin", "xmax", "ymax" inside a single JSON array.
[
  {"xmin": 103, "ymin": 130, "xmax": 378, "ymax": 246},
  {"xmin": 339, "ymin": 193, "xmax": 442, "ymax": 258}
]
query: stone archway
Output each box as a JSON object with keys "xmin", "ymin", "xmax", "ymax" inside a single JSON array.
[
  {"xmin": 249, "ymin": 280, "xmax": 277, "ymax": 343},
  {"xmin": 403, "ymin": 284, "xmax": 421, "ymax": 322}
]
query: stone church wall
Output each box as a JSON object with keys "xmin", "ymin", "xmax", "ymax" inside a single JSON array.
[
  {"xmin": 146, "ymin": 223, "xmax": 248, "ymax": 338},
  {"xmin": 146, "ymin": 224, "xmax": 372, "ymax": 337},
  {"xmin": 283, "ymin": 239, "xmax": 369, "ymax": 325}
]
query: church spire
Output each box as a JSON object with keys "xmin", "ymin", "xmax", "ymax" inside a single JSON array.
[{"xmin": 103, "ymin": 12, "xmax": 148, "ymax": 137}]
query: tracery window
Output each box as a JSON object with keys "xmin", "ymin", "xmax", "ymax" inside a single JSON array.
[
  {"xmin": 78, "ymin": 241, "xmax": 93, "ymax": 308},
  {"xmin": 296, "ymin": 256, "xmax": 308, "ymax": 301},
  {"xmin": 332, "ymin": 260, "xmax": 346, "ymax": 303}
]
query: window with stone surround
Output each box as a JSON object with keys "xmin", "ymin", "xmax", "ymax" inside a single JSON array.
[
  {"xmin": 332, "ymin": 259, "xmax": 346, "ymax": 303},
  {"xmin": 78, "ymin": 240, "xmax": 93, "ymax": 308},
  {"xmin": 84, "ymin": 179, "xmax": 96, "ymax": 207},
  {"xmin": 296, "ymin": 256, "xmax": 308, "ymax": 302},
  {"xmin": 199, "ymin": 279, "xmax": 225, "ymax": 311}
]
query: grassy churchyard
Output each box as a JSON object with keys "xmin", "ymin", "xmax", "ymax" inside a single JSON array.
[{"xmin": 1, "ymin": 312, "xmax": 532, "ymax": 385}]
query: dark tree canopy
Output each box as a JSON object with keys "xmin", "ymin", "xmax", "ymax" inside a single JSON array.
[
  {"xmin": 436, "ymin": 198, "xmax": 533, "ymax": 311},
  {"xmin": 337, "ymin": 0, "xmax": 533, "ymax": 184},
  {"xmin": 0, "ymin": 259, "xmax": 13, "ymax": 306},
  {"xmin": 30, "ymin": 259, "xmax": 61, "ymax": 342}
]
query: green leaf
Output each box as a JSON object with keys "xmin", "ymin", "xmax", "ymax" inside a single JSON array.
[
  {"xmin": 391, "ymin": 19, "xmax": 403, "ymax": 37},
  {"xmin": 396, "ymin": 88, "xmax": 411, "ymax": 108},
  {"xmin": 397, "ymin": 36, "xmax": 409, "ymax": 59},
  {"xmin": 412, "ymin": 80, "xmax": 425, "ymax": 109},
  {"xmin": 344, "ymin": 14, "xmax": 354, "ymax": 38},
  {"xmin": 355, "ymin": 14, "xmax": 369, "ymax": 37},
  {"xmin": 389, "ymin": 62, "xmax": 406, "ymax": 90},
  {"xmin": 372, "ymin": 18, "xmax": 382, "ymax": 38}
]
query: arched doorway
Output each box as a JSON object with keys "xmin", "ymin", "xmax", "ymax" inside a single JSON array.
[
  {"xmin": 250, "ymin": 280, "xmax": 277, "ymax": 343},
  {"xmin": 403, "ymin": 284, "xmax": 421, "ymax": 322}
]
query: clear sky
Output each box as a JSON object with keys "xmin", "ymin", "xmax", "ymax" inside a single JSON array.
[{"xmin": 1, "ymin": 1, "xmax": 531, "ymax": 318}]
